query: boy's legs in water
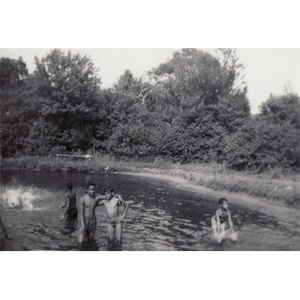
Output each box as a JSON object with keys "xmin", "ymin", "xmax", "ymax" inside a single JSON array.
[
  {"xmin": 78, "ymin": 220, "xmax": 96, "ymax": 244},
  {"xmin": 107, "ymin": 223, "xmax": 115, "ymax": 245},
  {"xmin": 88, "ymin": 220, "xmax": 97, "ymax": 240},
  {"xmin": 78, "ymin": 226, "xmax": 87, "ymax": 244},
  {"xmin": 115, "ymin": 223, "xmax": 122, "ymax": 244},
  {"xmin": 219, "ymin": 223, "xmax": 226, "ymax": 240},
  {"xmin": 211, "ymin": 217, "xmax": 226, "ymax": 243},
  {"xmin": 66, "ymin": 207, "xmax": 78, "ymax": 222},
  {"xmin": 226, "ymin": 230, "xmax": 238, "ymax": 242},
  {"xmin": 107, "ymin": 221, "xmax": 123, "ymax": 245}
]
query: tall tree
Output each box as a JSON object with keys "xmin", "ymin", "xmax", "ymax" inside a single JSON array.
[
  {"xmin": 0, "ymin": 57, "xmax": 28, "ymax": 90},
  {"xmin": 147, "ymin": 48, "xmax": 250, "ymax": 162},
  {"xmin": 106, "ymin": 70, "xmax": 153, "ymax": 156},
  {"xmin": 0, "ymin": 57, "xmax": 29, "ymax": 157},
  {"xmin": 26, "ymin": 49, "xmax": 103, "ymax": 154}
]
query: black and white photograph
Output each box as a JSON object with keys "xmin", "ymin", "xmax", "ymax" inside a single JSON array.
[
  {"xmin": 0, "ymin": 1, "xmax": 299, "ymax": 300},
  {"xmin": 1, "ymin": 47, "xmax": 299, "ymax": 251}
]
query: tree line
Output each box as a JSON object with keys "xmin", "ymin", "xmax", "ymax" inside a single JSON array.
[{"xmin": 1, "ymin": 48, "xmax": 299, "ymax": 171}]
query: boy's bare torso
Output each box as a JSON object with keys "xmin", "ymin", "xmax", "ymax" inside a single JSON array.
[
  {"xmin": 102, "ymin": 196, "xmax": 122, "ymax": 221},
  {"xmin": 81, "ymin": 194, "xmax": 99, "ymax": 221},
  {"xmin": 214, "ymin": 208, "xmax": 230, "ymax": 224}
]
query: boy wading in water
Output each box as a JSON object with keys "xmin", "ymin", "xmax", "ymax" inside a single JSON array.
[
  {"xmin": 211, "ymin": 198, "xmax": 238, "ymax": 243},
  {"xmin": 78, "ymin": 182, "xmax": 107, "ymax": 244},
  {"xmin": 60, "ymin": 183, "xmax": 78, "ymax": 222},
  {"xmin": 98, "ymin": 186, "xmax": 133, "ymax": 245}
]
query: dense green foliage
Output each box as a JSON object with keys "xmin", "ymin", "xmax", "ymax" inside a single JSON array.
[
  {"xmin": 1, "ymin": 49, "xmax": 299, "ymax": 171},
  {"xmin": 225, "ymin": 93, "xmax": 300, "ymax": 170}
]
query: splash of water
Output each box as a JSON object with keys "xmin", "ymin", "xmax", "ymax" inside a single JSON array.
[{"xmin": 0, "ymin": 187, "xmax": 42, "ymax": 211}]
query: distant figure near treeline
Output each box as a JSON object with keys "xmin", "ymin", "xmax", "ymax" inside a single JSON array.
[{"xmin": 60, "ymin": 183, "xmax": 78, "ymax": 222}]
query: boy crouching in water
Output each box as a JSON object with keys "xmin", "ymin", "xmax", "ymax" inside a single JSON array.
[
  {"xmin": 211, "ymin": 198, "xmax": 238, "ymax": 243},
  {"xmin": 98, "ymin": 186, "xmax": 133, "ymax": 245}
]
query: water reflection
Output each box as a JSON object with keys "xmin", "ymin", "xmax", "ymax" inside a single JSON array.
[
  {"xmin": 79, "ymin": 239, "xmax": 100, "ymax": 251},
  {"xmin": 1, "ymin": 169, "xmax": 300, "ymax": 251}
]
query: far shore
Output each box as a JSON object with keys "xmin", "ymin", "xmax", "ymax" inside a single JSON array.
[{"xmin": 122, "ymin": 171, "xmax": 300, "ymax": 231}]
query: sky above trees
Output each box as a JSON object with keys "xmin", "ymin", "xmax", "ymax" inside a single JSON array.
[{"xmin": 1, "ymin": 48, "xmax": 299, "ymax": 115}]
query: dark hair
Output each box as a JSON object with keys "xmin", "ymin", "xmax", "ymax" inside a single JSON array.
[
  {"xmin": 86, "ymin": 181, "xmax": 96, "ymax": 188},
  {"xmin": 218, "ymin": 198, "xmax": 228, "ymax": 206},
  {"xmin": 65, "ymin": 183, "xmax": 73, "ymax": 190},
  {"xmin": 104, "ymin": 186, "xmax": 114, "ymax": 193}
]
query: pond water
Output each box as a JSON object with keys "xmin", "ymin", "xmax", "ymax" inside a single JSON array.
[{"xmin": 1, "ymin": 169, "xmax": 299, "ymax": 251}]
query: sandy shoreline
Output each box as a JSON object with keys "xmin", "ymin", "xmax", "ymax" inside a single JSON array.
[{"xmin": 122, "ymin": 171, "xmax": 300, "ymax": 230}]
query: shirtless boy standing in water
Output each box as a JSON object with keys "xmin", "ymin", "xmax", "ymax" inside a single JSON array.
[
  {"xmin": 211, "ymin": 198, "xmax": 238, "ymax": 243},
  {"xmin": 78, "ymin": 182, "xmax": 108, "ymax": 244},
  {"xmin": 60, "ymin": 183, "xmax": 77, "ymax": 222},
  {"xmin": 98, "ymin": 186, "xmax": 133, "ymax": 245}
]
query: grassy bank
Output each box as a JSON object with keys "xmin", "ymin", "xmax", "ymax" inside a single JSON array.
[{"xmin": 1, "ymin": 155, "xmax": 300, "ymax": 207}]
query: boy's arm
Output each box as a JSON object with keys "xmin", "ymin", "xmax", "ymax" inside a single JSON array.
[
  {"xmin": 119, "ymin": 202, "xmax": 129, "ymax": 221},
  {"xmin": 228, "ymin": 211, "xmax": 234, "ymax": 232},
  {"xmin": 116, "ymin": 194, "xmax": 125, "ymax": 207},
  {"xmin": 79, "ymin": 197, "xmax": 85, "ymax": 228},
  {"xmin": 215, "ymin": 210, "xmax": 221, "ymax": 233},
  {"xmin": 60, "ymin": 192, "xmax": 69, "ymax": 209},
  {"xmin": 96, "ymin": 194, "xmax": 107, "ymax": 206},
  {"xmin": 117, "ymin": 200, "xmax": 134, "ymax": 222}
]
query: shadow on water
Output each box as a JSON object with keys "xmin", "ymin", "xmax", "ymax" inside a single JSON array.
[
  {"xmin": 107, "ymin": 241, "xmax": 122, "ymax": 251},
  {"xmin": 1, "ymin": 169, "xmax": 300, "ymax": 251},
  {"xmin": 78, "ymin": 239, "xmax": 100, "ymax": 251},
  {"xmin": 60, "ymin": 220, "xmax": 78, "ymax": 235},
  {"xmin": 77, "ymin": 238, "xmax": 123, "ymax": 251}
]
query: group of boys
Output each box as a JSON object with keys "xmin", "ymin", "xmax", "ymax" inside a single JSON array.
[
  {"xmin": 61, "ymin": 182, "xmax": 238, "ymax": 246},
  {"xmin": 61, "ymin": 182, "xmax": 133, "ymax": 246}
]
